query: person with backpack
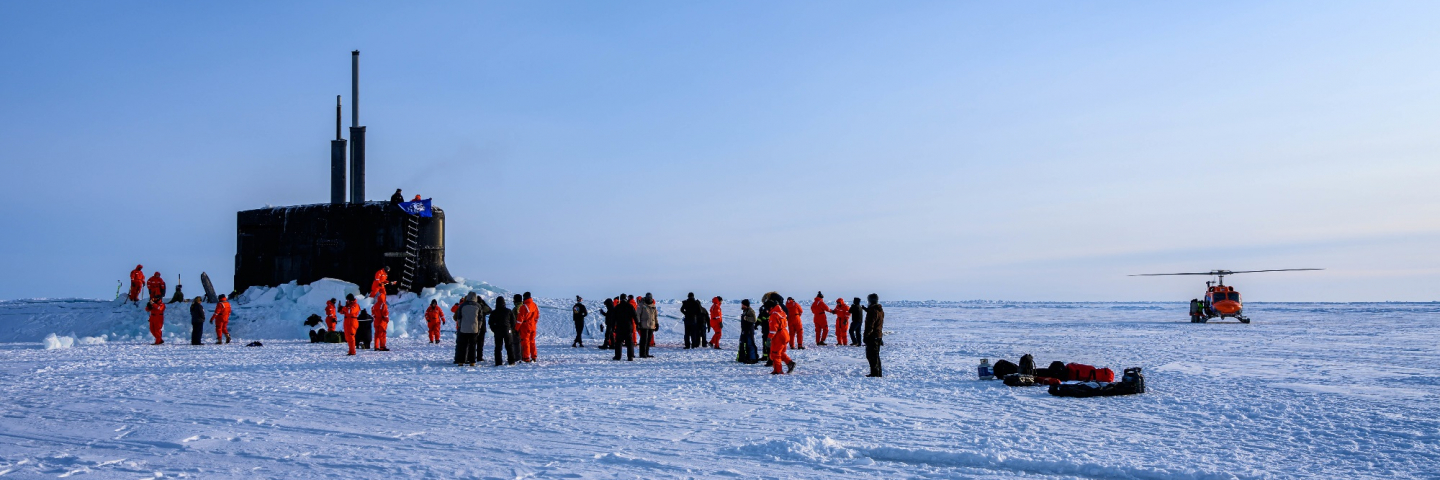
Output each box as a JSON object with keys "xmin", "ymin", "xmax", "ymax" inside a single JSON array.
[
  {"xmin": 489, "ymin": 296, "xmax": 517, "ymax": 366},
  {"xmin": 610, "ymin": 297, "xmax": 637, "ymax": 361},
  {"xmin": 863, "ymin": 293, "xmax": 885, "ymax": 377},
  {"xmin": 189, "ymin": 297, "xmax": 206, "ymax": 345},
  {"xmin": 144, "ymin": 297, "xmax": 166, "ymax": 345},
  {"xmin": 848, "ymin": 297, "xmax": 864, "ymax": 347},
  {"xmin": 785, "ymin": 297, "xmax": 805, "ymax": 349},
  {"xmin": 453, "ymin": 293, "xmax": 486, "ymax": 366},
  {"xmin": 210, "ymin": 294, "xmax": 232, "ymax": 344},
  {"xmin": 810, "ymin": 293, "xmax": 830, "ymax": 346},
  {"xmin": 736, "ymin": 299, "xmax": 758, "ymax": 363},
  {"xmin": 571, "ymin": 296, "xmax": 589, "ymax": 348},
  {"xmin": 832, "ymin": 297, "xmax": 851, "ymax": 346},
  {"xmin": 636, "ymin": 294, "xmax": 659, "ymax": 358}
]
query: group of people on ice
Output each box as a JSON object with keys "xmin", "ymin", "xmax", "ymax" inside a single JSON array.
[
  {"xmin": 573, "ymin": 290, "xmax": 887, "ymax": 377},
  {"xmin": 129, "ymin": 264, "xmax": 888, "ymax": 377},
  {"xmin": 128, "ymin": 264, "xmax": 231, "ymax": 345}
]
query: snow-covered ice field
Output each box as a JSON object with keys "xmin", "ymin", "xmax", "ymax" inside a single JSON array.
[{"xmin": 1, "ymin": 296, "xmax": 1437, "ymax": 479}]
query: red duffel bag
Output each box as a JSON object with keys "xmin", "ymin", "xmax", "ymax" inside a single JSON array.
[
  {"xmin": 1094, "ymin": 368, "xmax": 1115, "ymax": 382},
  {"xmin": 1066, "ymin": 363, "xmax": 1097, "ymax": 381}
]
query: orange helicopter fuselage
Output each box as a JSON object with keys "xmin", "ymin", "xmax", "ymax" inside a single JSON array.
[{"xmin": 1206, "ymin": 285, "xmax": 1243, "ymax": 316}]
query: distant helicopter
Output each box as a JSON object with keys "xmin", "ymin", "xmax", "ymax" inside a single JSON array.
[{"xmin": 1130, "ymin": 269, "xmax": 1322, "ymax": 323}]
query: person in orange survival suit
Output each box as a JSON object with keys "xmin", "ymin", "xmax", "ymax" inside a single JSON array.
[
  {"xmin": 785, "ymin": 297, "xmax": 805, "ymax": 349},
  {"xmin": 144, "ymin": 297, "xmax": 166, "ymax": 345},
  {"xmin": 831, "ymin": 297, "xmax": 851, "ymax": 346},
  {"xmin": 708, "ymin": 296, "xmax": 724, "ymax": 349},
  {"xmin": 517, "ymin": 292, "xmax": 539, "ymax": 362},
  {"xmin": 810, "ymin": 292, "xmax": 830, "ymax": 346},
  {"xmin": 628, "ymin": 294, "xmax": 640, "ymax": 346},
  {"xmin": 209, "ymin": 294, "xmax": 232, "ymax": 344},
  {"xmin": 372, "ymin": 296, "xmax": 391, "ymax": 351},
  {"xmin": 371, "ymin": 267, "xmax": 392, "ymax": 299},
  {"xmin": 127, "ymin": 265, "xmax": 145, "ymax": 304},
  {"xmin": 146, "ymin": 272, "xmax": 166, "ymax": 302},
  {"xmin": 341, "ymin": 294, "xmax": 360, "ymax": 355},
  {"xmin": 324, "ymin": 298, "xmax": 338, "ymax": 332},
  {"xmin": 768, "ymin": 301, "xmax": 795, "ymax": 374},
  {"xmin": 425, "ymin": 300, "xmax": 446, "ymax": 343}
]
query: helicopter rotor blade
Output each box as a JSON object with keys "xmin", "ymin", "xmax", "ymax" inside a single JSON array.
[
  {"xmin": 1127, "ymin": 272, "xmax": 1217, "ymax": 276},
  {"xmin": 1129, "ymin": 268, "xmax": 1323, "ymax": 277}
]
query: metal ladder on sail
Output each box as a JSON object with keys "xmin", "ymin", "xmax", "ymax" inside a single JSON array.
[{"xmin": 399, "ymin": 215, "xmax": 420, "ymax": 292}]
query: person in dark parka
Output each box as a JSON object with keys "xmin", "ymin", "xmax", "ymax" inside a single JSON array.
[
  {"xmin": 454, "ymin": 292, "xmax": 487, "ymax": 366},
  {"xmin": 679, "ymin": 293, "xmax": 705, "ymax": 349},
  {"xmin": 848, "ymin": 297, "xmax": 864, "ymax": 347},
  {"xmin": 188, "ymin": 297, "xmax": 206, "ymax": 345},
  {"xmin": 571, "ymin": 296, "xmax": 589, "ymax": 348},
  {"xmin": 611, "ymin": 297, "xmax": 637, "ymax": 361},
  {"xmin": 736, "ymin": 299, "xmax": 758, "ymax": 363},
  {"xmin": 489, "ymin": 296, "xmax": 517, "ymax": 366},
  {"xmin": 598, "ymin": 298, "xmax": 614, "ymax": 349},
  {"xmin": 863, "ymin": 293, "xmax": 885, "ymax": 377}
]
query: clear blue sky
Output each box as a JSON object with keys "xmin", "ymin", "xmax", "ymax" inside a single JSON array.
[{"xmin": 2, "ymin": 1, "xmax": 1438, "ymax": 301}]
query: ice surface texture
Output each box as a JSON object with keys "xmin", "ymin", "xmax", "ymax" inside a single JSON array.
[{"xmin": 0, "ymin": 301, "xmax": 1436, "ymax": 478}]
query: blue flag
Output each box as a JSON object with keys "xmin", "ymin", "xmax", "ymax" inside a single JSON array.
[{"xmin": 397, "ymin": 198, "xmax": 432, "ymax": 217}]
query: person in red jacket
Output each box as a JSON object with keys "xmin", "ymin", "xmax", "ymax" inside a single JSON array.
[
  {"xmin": 127, "ymin": 265, "xmax": 145, "ymax": 304},
  {"xmin": 516, "ymin": 292, "xmax": 539, "ymax": 362},
  {"xmin": 341, "ymin": 294, "xmax": 360, "ymax": 355},
  {"xmin": 785, "ymin": 297, "xmax": 805, "ymax": 349},
  {"xmin": 372, "ymin": 298, "xmax": 391, "ymax": 351},
  {"xmin": 810, "ymin": 292, "xmax": 830, "ymax": 346},
  {"xmin": 425, "ymin": 300, "xmax": 445, "ymax": 343},
  {"xmin": 146, "ymin": 272, "xmax": 166, "ymax": 302},
  {"xmin": 831, "ymin": 297, "xmax": 851, "ymax": 346},
  {"xmin": 709, "ymin": 296, "xmax": 724, "ymax": 349},
  {"xmin": 209, "ymin": 295, "xmax": 232, "ymax": 344},
  {"xmin": 768, "ymin": 302, "xmax": 795, "ymax": 374},
  {"xmin": 324, "ymin": 298, "xmax": 338, "ymax": 332},
  {"xmin": 145, "ymin": 297, "xmax": 166, "ymax": 344}
]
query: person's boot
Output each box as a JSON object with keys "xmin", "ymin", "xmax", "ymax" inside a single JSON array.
[
  {"xmin": 225, "ymin": 335, "xmax": 231, "ymax": 344},
  {"xmin": 786, "ymin": 361, "xmax": 796, "ymax": 373}
]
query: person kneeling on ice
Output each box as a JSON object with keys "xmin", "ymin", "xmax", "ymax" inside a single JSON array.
[
  {"xmin": 189, "ymin": 297, "xmax": 207, "ymax": 345},
  {"xmin": 768, "ymin": 300, "xmax": 795, "ymax": 374},
  {"xmin": 145, "ymin": 297, "xmax": 166, "ymax": 345},
  {"xmin": 426, "ymin": 300, "xmax": 446, "ymax": 344},
  {"xmin": 210, "ymin": 294, "xmax": 232, "ymax": 344},
  {"xmin": 863, "ymin": 293, "xmax": 885, "ymax": 377},
  {"xmin": 341, "ymin": 294, "xmax": 360, "ymax": 355}
]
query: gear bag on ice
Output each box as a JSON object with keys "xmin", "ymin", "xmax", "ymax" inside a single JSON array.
[
  {"xmin": 992, "ymin": 359, "xmax": 1018, "ymax": 378},
  {"xmin": 1047, "ymin": 367, "xmax": 1145, "ymax": 398},
  {"xmin": 1018, "ymin": 354, "xmax": 1035, "ymax": 375}
]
